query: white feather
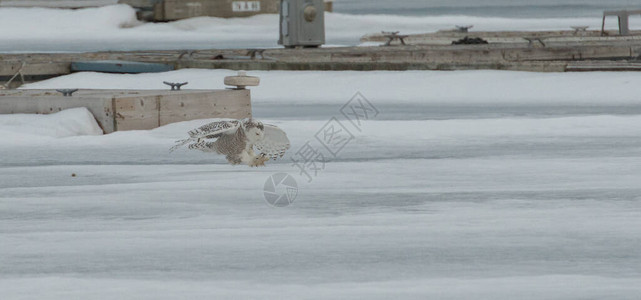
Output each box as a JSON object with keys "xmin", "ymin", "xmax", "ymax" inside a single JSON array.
[{"xmin": 254, "ymin": 124, "xmax": 290, "ymax": 159}]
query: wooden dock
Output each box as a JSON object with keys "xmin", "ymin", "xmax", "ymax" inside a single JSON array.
[
  {"xmin": 3, "ymin": 36, "xmax": 641, "ymax": 88},
  {"xmin": 361, "ymin": 29, "xmax": 641, "ymax": 46},
  {"xmin": 0, "ymin": 89, "xmax": 252, "ymax": 133},
  {"xmin": 2, "ymin": 32, "xmax": 640, "ymax": 133}
]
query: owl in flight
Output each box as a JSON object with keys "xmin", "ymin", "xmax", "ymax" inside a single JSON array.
[{"xmin": 170, "ymin": 119, "xmax": 290, "ymax": 167}]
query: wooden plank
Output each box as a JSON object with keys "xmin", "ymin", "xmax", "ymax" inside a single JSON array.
[
  {"xmin": 2, "ymin": 42, "xmax": 641, "ymax": 74},
  {"xmin": 110, "ymin": 89, "xmax": 252, "ymax": 130},
  {"xmin": 0, "ymin": 61, "xmax": 70, "ymax": 77},
  {"xmin": 502, "ymin": 46, "xmax": 632, "ymax": 61},
  {"xmin": 72, "ymin": 60, "xmax": 174, "ymax": 73},
  {"xmin": 0, "ymin": 90, "xmax": 114, "ymax": 133},
  {"xmin": 567, "ymin": 62, "xmax": 641, "ymax": 71},
  {"xmin": 1, "ymin": 89, "xmax": 252, "ymax": 133},
  {"xmin": 160, "ymin": 0, "xmax": 278, "ymax": 20},
  {"xmin": 113, "ymin": 95, "xmax": 160, "ymax": 131},
  {"xmin": 159, "ymin": 89, "xmax": 251, "ymax": 125}
]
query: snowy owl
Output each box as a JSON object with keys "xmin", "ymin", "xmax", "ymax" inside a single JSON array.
[{"xmin": 170, "ymin": 119, "xmax": 290, "ymax": 167}]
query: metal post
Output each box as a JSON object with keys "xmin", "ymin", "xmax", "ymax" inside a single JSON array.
[{"xmin": 619, "ymin": 13, "xmax": 630, "ymax": 35}]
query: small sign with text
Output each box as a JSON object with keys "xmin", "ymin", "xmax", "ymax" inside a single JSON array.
[{"xmin": 232, "ymin": 1, "xmax": 261, "ymax": 12}]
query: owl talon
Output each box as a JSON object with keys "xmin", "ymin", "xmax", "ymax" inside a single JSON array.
[{"xmin": 250, "ymin": 154, "xmax": 269, "ymax": 167}]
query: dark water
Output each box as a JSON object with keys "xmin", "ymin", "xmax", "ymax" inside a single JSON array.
[{"xmin": 334, "ymin": 0, "xmax": 641, "ymax": 18}]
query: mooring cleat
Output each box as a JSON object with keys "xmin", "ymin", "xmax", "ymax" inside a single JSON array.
[
  {"xmin": 163, "ymin": 81, "xmax": 188, "ymax": 90},
  {"xmin": 455, "ymin": 25, "xmax": 474, "ymax": 33},
  {"xmin": 246, "ymin": 49, "xmax": 266, "ymax": 60},
  {"xmin": 56, "ymin": 89, "xmax": 79, "ymax": 96},
  {"xmin": 381, "ymin": 31, "xmax": 408, "ymax": 46}
]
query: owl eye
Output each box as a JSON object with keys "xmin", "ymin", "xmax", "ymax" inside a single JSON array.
[{"xmin": 255, "ymin": 132, "xmax": 260, "ymax": 135}]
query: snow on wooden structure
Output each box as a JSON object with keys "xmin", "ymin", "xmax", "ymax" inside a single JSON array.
[
  {"xmin": 0, "ymin": 0, "xmax": 117, "ymax": 8},
  {"xmin": 0, "ymin": 89, "xmax": 252, "ymax": 133}
]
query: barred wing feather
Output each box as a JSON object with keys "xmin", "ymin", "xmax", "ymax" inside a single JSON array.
[
  {"xmin": 188, "ymin": 120, "xmax": 240, "ymax": 139},
  {"xmin": 170, "ymin": 120, "xmax": 240, "ymax": 152}
]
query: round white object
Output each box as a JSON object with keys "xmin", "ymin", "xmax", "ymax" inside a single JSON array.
[{"xmin": 224, "ymin": 75, "xmax": 260, "ymax": 88}]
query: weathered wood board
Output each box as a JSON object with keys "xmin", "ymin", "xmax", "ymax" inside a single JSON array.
[
  {"xmin": 158, "ymin": 0, "xmax": 279, "ymax": 20},
  {"xmin": 3, "ymin": 37, "xmax": 641, "ymax": 76},
  {"xmin": 112, "ymin": 93, "xmax": 160, "ymax": 131},
  {"xmin": 0, "ymin": 89, "xmax": 252, "ymax": 133},
  {"xmin": 0, "ymin": 89, "xmax": 116, "ymax": 132},
  {"xmin": 71, "ymin": 60, "xmax": 174, "ymax": 73},
  {"xmin": 158, "ymin": 89, "xmax": 251, "ymax": 125}
]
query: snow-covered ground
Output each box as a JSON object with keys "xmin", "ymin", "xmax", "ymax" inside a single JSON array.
[
  {"xmin": 2, "ymin": 69, "xmax": 641, "ymax": 299},
  {"xmin": 1, "ymin": 4, "xmax": 640, "ymax": 52}
]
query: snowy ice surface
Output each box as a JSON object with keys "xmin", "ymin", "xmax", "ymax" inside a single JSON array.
[
  {"xmin": 2, "ymin": 69, "xmax": 641, "ymax": 299},
  {"xmin": 1, "ymin": 4, "xmax": 641, "ymax": 52}
]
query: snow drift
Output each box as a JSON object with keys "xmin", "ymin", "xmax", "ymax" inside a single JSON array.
[{"xmin": 0, "ymin": 107, "xmax": 103, "ymax": 142}]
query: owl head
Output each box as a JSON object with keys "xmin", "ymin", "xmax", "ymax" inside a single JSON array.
[{"xmin": 242, "ymin": 119, "xmax": 265, "ymax": 142}]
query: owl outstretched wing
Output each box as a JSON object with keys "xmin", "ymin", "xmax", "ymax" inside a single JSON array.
[
  {"xmin": 188, "ymin": 119, "xmax": 240, "ymax": 139},
  {"xmin": 170, "ymin": 119, "xmax": 240, "ymax": 152},
  {"xmin": 254, "ymin": 124, "xmax": 291, "ymax": 159}
]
